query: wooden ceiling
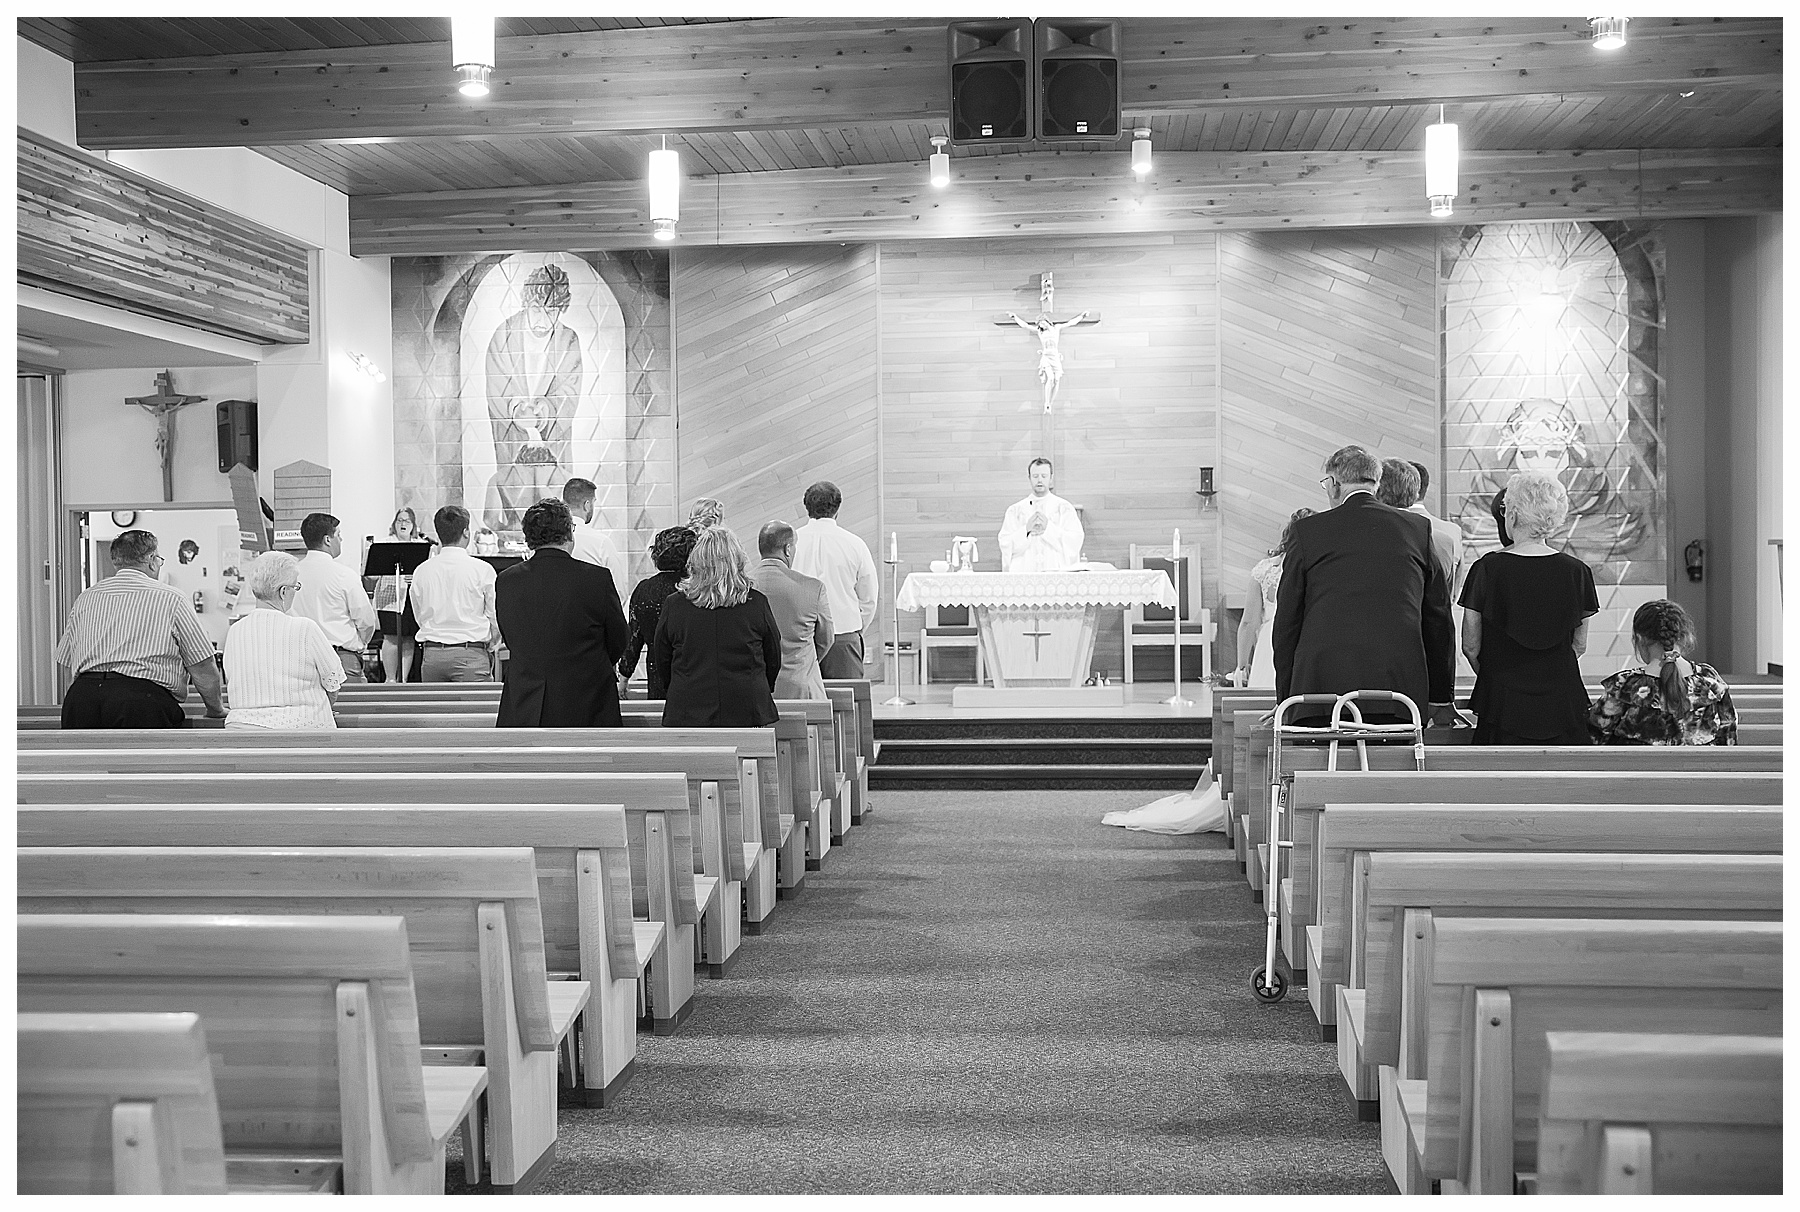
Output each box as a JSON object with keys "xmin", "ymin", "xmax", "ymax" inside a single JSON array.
[{"xmin": 22, "ymin": 16, "xmax": 1782, "ymax": 255}]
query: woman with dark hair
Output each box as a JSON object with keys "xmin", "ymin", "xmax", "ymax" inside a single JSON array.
[
  {"xmin": 654, "ymin": 526, "xmax": 782, "ymax": 727},
  {"xmin": 1227, "ymin": 507, "xmax": 1315, "ymax": 689},
  {"xmin": 372, "ymin": 506, "xmax": 434, "ymax": 683},
  {"xmin": 618, "ymin": 526, "xmax": 699, "ymax": 699},
  {"xmin": 1590, "ymin": 600, "xmax": 1737, "ymax": 745}
]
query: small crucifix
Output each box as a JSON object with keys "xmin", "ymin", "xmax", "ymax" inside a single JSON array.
[
  {"xmin": 126, "ymin": 370, "xmax": 207, "ymax": 502},
  {"xmin": 1023, "ymin": 617, "xmax": 1053, "ymax": 664},
  {"xmin": 993, "ymin": 271, "xmax": 1102, "ymax": 452}
]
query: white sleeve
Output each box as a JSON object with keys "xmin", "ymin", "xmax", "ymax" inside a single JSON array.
[
  {"xmin": 855, "ymin": 540, "xmax": 880, "ymax": 631},
  {"xmin": 997, "ymin": 504, "xmax": 1022, "ymax": 571},
  {"xmin": 1058, "ymin": 501, "xmax": 1085, "ymax": 565}
]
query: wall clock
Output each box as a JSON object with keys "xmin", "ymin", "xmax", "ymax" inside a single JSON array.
[{"xmin": 110, "ymin": 510, "xmax": 138, "ymax": 527}]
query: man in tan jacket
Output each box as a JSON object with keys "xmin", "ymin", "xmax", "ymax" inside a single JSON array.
[{"xmin": 750, "ymin": 520, "xmax": 834, "ymax": 700}]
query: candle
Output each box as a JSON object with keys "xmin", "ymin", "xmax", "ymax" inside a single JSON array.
[
  {"xmin": 1171, "ymin": 527, "xmax": 1180, "ymax": 556},
  {"xmin": 889, "ymin": 532, "xmax": 898, "ymax": 562}
]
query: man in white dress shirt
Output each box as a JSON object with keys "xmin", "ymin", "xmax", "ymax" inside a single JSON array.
[
  {"xmin": 791, "ymin": 480, "xmax": 879, "ymax": 679},
  {"xmin": 409, "ymin": 504, "xmax": 499, "ymax": 682},
  {"xmin": 290, "ymin": 512, "xmax": 377, "ymax": 683},
  {"xmin": 1407, "ymin": 461, "xmax": 1466, "ymax": 596},
  {"xmin": 563, "ymin": 477, "xmax": 628, "ymax": 589},
  {"xmin": 998, "ymin": 458, "xmax": 1084, "ymax": 573}
]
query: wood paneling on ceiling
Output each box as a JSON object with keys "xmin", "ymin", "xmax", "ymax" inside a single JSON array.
[
  {"xmin": 17, "ymin": 131, "xmax": 310, "ymax": 345},
  {"xmin": 348, "ymin": 147, "xmax": 1781, "ymax": 256}
]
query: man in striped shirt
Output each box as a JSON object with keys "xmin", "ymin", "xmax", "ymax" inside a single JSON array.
[{"xmin": 55, "ymin": 529, "xmax": 226, "ymax": 728}]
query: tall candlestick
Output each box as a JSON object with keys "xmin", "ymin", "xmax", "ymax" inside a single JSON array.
[{"xmin": 1165, "ymin": 525, "xmax": 1193, "ymax": 707}]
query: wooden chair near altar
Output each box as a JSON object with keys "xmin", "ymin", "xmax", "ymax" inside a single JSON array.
[
  {"xmin": 918, "ymin": 604, "xmax": 985, "ymax": 685},
  {"xmin": 1124, "ymin": 544, "xmax": 1213, "ymax": 683}
]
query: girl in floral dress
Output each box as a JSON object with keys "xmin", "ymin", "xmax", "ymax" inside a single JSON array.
[{"xmin": 1589, "ymin": 599, "xmax": 1737, "ymax": 745}]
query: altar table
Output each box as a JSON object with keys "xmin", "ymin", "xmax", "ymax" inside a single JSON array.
[{"xmin": 895, "ymin": 570, "xmax": 1177, "ymax": 688}]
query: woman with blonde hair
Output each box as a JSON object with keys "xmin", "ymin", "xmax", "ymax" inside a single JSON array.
[
  {"xmin": 687, "ymin": 497, "xmax": 725, "ymax": 530},
  {"xmin": 222, "ymin": 550, "xmax": 345, "ymax": 729},
  {"xmin": 654, "ymin": 525, "xmax": 782, "ymax": 727},
  {"xmin": 1458, "ymin": 471, "xmax": 1599, "ymax": 745},
  {"xmin": 372, "ymin": 506, "xmax": 434, "ymax": 683}
]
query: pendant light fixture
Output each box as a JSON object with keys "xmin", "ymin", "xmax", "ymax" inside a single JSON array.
[
  {"xmin": 649, "ymin": 137, "xmax": 680, "ymax": 242},
  {"xmin": 929, "ymin": 136, "xmax": 951, "ymax": 188},
  {"xmin": 1130, "ymin": 127, "xmax": 1153, "ymax": 176},
  {"xmin": 1424, "ymin": 104, "xmax": 1458, "ymax": 218},
  {"xmin": 1589, "ymin": 17, "xmax": 1629, "ymax": 50},
  {"xmin": 450, "ymin": 15, "xmax": 495, "ymax": 98}
]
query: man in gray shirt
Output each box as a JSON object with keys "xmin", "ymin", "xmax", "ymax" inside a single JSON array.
[{"xmin": 750, "ymin": 520, "xmax": 834, "ymax": 700}]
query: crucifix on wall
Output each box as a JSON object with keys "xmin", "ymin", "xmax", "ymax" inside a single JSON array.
[
  {"xmin": 126, "ymin": 370, "xmax": 207, "ymax": 502},
  {"xmin": 993, "ymin": 271, "xmax": 1101, "ymax": 452}
]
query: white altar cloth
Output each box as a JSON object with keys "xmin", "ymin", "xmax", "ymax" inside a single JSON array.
[{"xmin": 897, "ymin": 570, "xmax": 1177, "ymax": 687}]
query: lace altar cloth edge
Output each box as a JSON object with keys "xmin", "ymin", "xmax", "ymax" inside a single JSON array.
[{"xmin": 895, "ymin": 570, "xmax": 1177, "ymax": 611}]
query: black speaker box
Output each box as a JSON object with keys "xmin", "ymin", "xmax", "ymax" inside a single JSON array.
[
  {"xmin": 948, "ymin": 18, "xmax": 1033, "ymax": 143},
  {"xmin": 216, "ymin": 399, "xmax": 258, "ymax": 473},
  {"xmin": 1034, "ymin": 18, "xmax": 1121, "ymax": 141}
]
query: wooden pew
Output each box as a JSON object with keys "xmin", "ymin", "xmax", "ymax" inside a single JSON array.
[
  {"xmin": 18, "ymin": 915, "xmax": 489, "ymax": 1195},
  {"xmin": 1378, "ymin": 917, "xmax": 1782, "ymax": 1194},
  {"xmin": 824, "ymin": 677, "xmax": 875, "ymax": 824},
  {"xmin": 823, "ymin": 684, "xmax": 859, "ymax": 838},
  {"xmin": 15, "ymin": 770, "xmax": 702, "ymax": 1039},
  {"xmin": 1341, "ymin": 851, "xmax": 1783, "ymax": 1118},
  {"xmin": 22, "ymin": 744, "xmax": 749, "ymax": 978},
  {"xmin": 1312, "ymin": 802, "xmax": 1785, "ymax": 1054},
  {"xmin": 1271, "ymin": 761, "xmax": 1784, "ymax": 986},
  {"xmin": 21, "ymin": 723, "xmax": 791, "ymax": 932},
  {"xmin": 18, "ymin": 846, "xmax": 580, "ymax": 1192},
  {"xmin": 19, "ymin": 804, "xmax": 653, "ymax": 1110},
  {"xmin": 18, "ymin": 1010, "xmax": 344, "ymax": 1194},
  {"xmin": 1536, "ymin": 1032, "xmax": 1782, "ymax": 1195}
]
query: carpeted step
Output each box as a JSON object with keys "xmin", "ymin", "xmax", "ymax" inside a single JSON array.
[
  {"xmin": 878, "ymin": 737, "xmax": 1210, "ymax": 766},
  {"xmin": 876, "ymin": 718, "xmax": 1210, "ymax": 742},
  {"xmin": 869, "ymin": 763, "xmax": 1205, "ymax": 790}
]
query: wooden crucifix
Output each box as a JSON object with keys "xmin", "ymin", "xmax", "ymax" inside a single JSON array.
[
  {"xmin": 126, "ymin": 370, "xmax": 207, "ymax": 502},
  {"xmin": 993, "ymin": 271, "xmax": 1101, "ymax": 452}
]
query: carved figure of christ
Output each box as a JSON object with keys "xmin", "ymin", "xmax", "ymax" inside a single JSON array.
[
  {"xmin": 125, "ymin": 370, "xmax": 208, "ymax": 502},
  {"xmin": 993, "ymin": 271, "xmax": 1100, "ymax": 450}
]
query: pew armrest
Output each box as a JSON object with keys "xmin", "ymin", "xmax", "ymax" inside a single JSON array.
[
  {"xmin": 544, "ymin": 981, "xmax": 591, "ymax": 1045},
  {"xmin": 225, "ymin": 1154, "xmax": 344, "ymax": 1193},
  {"xmin": 742, "ymin": 842, "xmax": 763, "ymax": 874},
  {"xmin": 693, "ymin": 875, "xmax": 720, "ymax": 916},
  {"xmin": 632, "ymin": 922, "xmax": 664, "ymax": 976},
  {"xmin": 421, "ymin": 1064, "xmax": 489, "ymax": 1151},
  {"xmin": 779, "ymin": 815, "xmax": 795, "ymax": 845}
]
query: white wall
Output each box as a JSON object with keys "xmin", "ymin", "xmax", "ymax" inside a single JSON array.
[
  {"xmin": 18, "ymin": 36, "xmax": 76, "ymax": 144},
  {"xmin": 61, "ymin": 365, "xmax": 257, "ymax": 504}
]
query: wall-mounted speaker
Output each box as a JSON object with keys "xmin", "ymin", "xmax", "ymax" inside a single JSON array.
[
  {"xmin": 948, "ymin": 18, "xmax": 1033, "ymax": 144},
  {"xmin": 1034, "ymin": 18, "xmax": 1121, "ymax": 141},
  {"xmin": 216, "ymin": 399, "xmax": 258, "ymax": 474}
]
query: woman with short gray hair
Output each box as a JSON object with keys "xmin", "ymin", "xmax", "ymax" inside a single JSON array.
[
  {"xmin": 222, "ymin": 549, "xmax": 346, "ymax": 729},
  {"xmin": 1457, "ymin": 471, "xmax": 1599, "ymax": 745}
]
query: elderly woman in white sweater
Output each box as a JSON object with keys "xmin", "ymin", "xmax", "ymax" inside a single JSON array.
[{"xmin": 222, "ymin": 549, "xmax": 346, "ymax": 729}]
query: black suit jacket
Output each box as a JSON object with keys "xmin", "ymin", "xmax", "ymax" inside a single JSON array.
[
  {"xmin": 494, "ymin": 547, "xmax": 629, "ymax": 727},
  {"xmin": 654, "ymin": 588, "xmax": 783, "ymax": 728},
  {"xmin": 1272, "ymin": 492, "xmax": 1454, "ymax": 711}
]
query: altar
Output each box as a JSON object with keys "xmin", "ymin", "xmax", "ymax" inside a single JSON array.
[{"xmin": 895, "ymin": 569, "xmax": 1177, "ymax": 689}]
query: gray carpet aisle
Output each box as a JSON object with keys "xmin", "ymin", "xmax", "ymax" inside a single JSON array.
[{"xmin": 461, "ymin": 790, "xmax": 1390, "ymax": 1194}]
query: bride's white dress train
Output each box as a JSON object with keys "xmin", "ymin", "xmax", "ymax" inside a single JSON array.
[{"xmin": 1100, "ymin": 760, "xmax": 1225, "ymax": 834}]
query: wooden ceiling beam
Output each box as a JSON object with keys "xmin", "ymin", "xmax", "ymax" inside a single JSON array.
[
  {"xmin": 74, "ymin": 17, "xmax": 1782, "ymax": 150},
  {"xmin": 347, "ymin": 146, "xmax": 1781, "ymax": 257}
]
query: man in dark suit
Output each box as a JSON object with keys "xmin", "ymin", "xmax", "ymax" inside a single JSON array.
[
  {"xmin": 494, "ymin": 497, "xmax": 629, "ymax": 727},
  {"xmin": 1273, "ymin": 445, "xmax": 1455, "ymax": 724}
]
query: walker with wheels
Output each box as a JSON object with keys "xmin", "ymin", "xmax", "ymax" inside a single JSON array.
[{"xmin": 1251, "ymin": 689, "xmax": 1425, "ymax": 1004}]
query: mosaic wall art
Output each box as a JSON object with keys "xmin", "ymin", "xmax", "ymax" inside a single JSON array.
[
  {"xmin": 390, "ymin": 250, "xmax": 672, "ymax": 580},
  {"xmin": 1441, "ymin": 220, "xmax": 1666, "ymax": 673}
]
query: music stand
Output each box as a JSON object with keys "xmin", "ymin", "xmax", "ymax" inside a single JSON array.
[{"xmin": 475, "ymin": 555, "xmax": 524, "ymax": 574}]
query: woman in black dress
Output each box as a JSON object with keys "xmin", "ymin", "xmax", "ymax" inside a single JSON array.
[
  {"xmin": 654, "ymin": 525, "xmax": 782, "ymax": 728},
  {"xmin": 1458, "ymin": 472, "xmax": 1598, "ymax": 745},
  {"xmin": 618, "ymin": 526, "xmax": 698, "ymax": 699}
]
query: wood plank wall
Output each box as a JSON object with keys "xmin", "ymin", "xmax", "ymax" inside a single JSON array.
[
  {"xmin": 880, "ymin": 234, "xmax": 1220, "ymax": 679},
  {"xmin": 1217, "ymin": 229, "xmax": 1440, "ymax": 662},
  {"xmin": 16, "ymin": 130, "xmax": 310, "ymax": 346},
  {"xmin": 672, "ymin": 243, "xmax": 881, "ymax": 590}
]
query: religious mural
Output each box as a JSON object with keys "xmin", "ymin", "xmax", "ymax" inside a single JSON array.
[
  {"xmin": 1441, "ymin": 220, "xmax": 1666, "ymax": 670},
  {"xmin": 390, "ymin": 250, "xmax": 671, "ymax": 575}
]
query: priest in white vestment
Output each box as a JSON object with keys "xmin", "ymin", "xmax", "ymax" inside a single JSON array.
[{"xmin": 998, "ymin": 457, "xmax": 1084, "ymax": 573}]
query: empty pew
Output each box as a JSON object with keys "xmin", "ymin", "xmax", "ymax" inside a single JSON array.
[
  {"xmin": 824, "ymin": 677, "xmax": 875, "ymax": 824},
  {"xmin": 1273, "ymin": 762, "xmax": 1784, "ymax": 985},
  {"xmin": 1340, "ymin": 851, "xmax": 1783, "ymax": 1117},
  {"xmin": 1378, "ymin": 917, "xmax": 1782, "ymax": 1194},
  {"xmin": 19, "ymin": 846, "xmax": 581, "ymax": 1192},
  {"xmin": 21, "ymin": 723, "xmax": 789, "ymax": 931},
  {"xmin": 823, "ymin": 684, "xmax": 860, "ymax": 837},
  {"xmin": 18, "ymin": 1011, "xmax": 343, "ymax": 1194},
  {"xmin": 22, "ymin": 744, "xmax": 749, "ymax": 977},
  {"xmin": 1311, "ymin": 802, "xmax": 1785, "ymax": 1045},
  {"xmin": 19, "ymin": 804, "xmax": 652, "ymax": 1109},
  {"xmin": 18, "ymin": 915, "xmax": 489, "ymax": 1195},
  {"xmin": 16, "ymin": 770, "xmax": 701, "ymax": 1039},
  {"xmin": 1536, "ymin": 1032, "xmax": 1782, "ymax": 1195}
]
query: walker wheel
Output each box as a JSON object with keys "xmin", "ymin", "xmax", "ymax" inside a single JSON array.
[{"xmin": 1251, "ymin": 966, "xmax": 1289, "ymax": 1003}]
